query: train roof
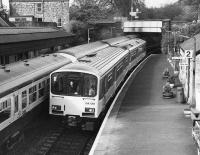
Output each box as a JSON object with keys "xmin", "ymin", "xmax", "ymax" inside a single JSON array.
[
  {"xmin": 79, "ymin": 47, "xmax": 128, "ymax": 76},
  {"xmin": 55, "ymin": 63, "xmax": 99, "ymax": 75},
  {"xmin": 57, "ymin": 36, "xmax": 138, "ymax": 59},
  {"xmin": 102, "ymin": 36, "xmax": 131, "ymax": 45},
  {"xmin": 0, "ymin": 54, "xmax": 71, "ymax": 98},
  {"xmin": 114, "ymin": 38, "xmax": 146, "ymax": 49},
  {"xmin": 57, "ymin": 41, "xmax": 108, "ymax": 59},
  {"xmin": 55, "ymin": 46, "xmax": 128, "ymax": 77}
]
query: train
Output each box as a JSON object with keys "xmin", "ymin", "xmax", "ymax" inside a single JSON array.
[
  {"xmin": 49, "ymin": 37, "xmax": 146, "ymax": 127},
  {"xmin": 0, "ymin": 54, "xmax": 72, "ymax": 151},
  {"xmin": 0, "ymin": 36, "xmax": 138, "ymax": 151}
]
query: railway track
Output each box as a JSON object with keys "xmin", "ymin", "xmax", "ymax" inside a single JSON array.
[
  {"xmin": 32, "ymin": 125, "xmax": 95, "ymax": 155},
  {"xmin": 5, "ymin": 56, "xmax": 148, "ymax": 155},
  {"xmin": 5, "ymin": 115, "xmax": 95, "ymax": 155}
]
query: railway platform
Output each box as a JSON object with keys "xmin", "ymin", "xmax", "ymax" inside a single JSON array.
[{"xmin": 90, "ymin": 54, "xmax": 196, "ymax": 155}]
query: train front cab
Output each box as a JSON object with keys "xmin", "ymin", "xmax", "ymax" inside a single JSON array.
[{"xmin": 50, "ymin": 71, "xmax": 101, "ymax": 119}]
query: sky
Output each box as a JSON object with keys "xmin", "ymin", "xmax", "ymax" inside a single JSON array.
[
  {"xmin": 145, "ymin": 0, "xmax": 179, "ymax": 8},
  {"xmin": 2, "ymin": 0, "xmax": 179, "ymax": 10}
]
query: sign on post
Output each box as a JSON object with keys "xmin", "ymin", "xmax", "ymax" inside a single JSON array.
[
  {"xmin": 172, "ymin": 57, "xmax": 183, "ymax": 60},
  {"xmin": 185, "ymin": 50, "xmax": 193, "ymax": 58}
]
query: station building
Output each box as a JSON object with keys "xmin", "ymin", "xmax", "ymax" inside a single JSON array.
[
  {"xmin": 0, "ymin": 27, "xmax": 74, "ymax": 65},
  {"xmin": 9, "ymin": 0, "xmax": 69, "ymax": 27}
]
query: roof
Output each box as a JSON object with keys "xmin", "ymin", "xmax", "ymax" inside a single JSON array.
[
  {"xmin": 102, "ymin": 36, "xmax": 130, "ymax": 46},
  {"xmin": 116, "ymin": 38, "xmax": 146, "ymax": 49},
  {"xmin": 58, "ymin": 36, "xmax": 136, "ymax": 59},
  {"xmin": 55, "ymin": 37, "xmax": 145, "ymax": 77},
  {"xmin": 0, "ymin": 27, "xmax": 74, "ymax": 44},
  {"xmin": 0, "ymin": 54, "xmax": 71, "ymax": 97},
  {"xmin": 58, "ymin": 41, "xmax": 108, "ymax": 59},
  {"xmin": 10, "ymin": 0, "xmax": 68, "ymax": 2},
  {"xmin": 179, "ymin": 33, "xmax": 200, "ymax": 54},
  {"xmin": 58, "ymin": 63, "xmax": 99, "ymax": 75},
  {"xmin": 56, "ymin": 46, "xmax": 127, "ymax": 76}
]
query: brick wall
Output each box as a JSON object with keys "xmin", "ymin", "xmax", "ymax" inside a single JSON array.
[{"xmin": 10, "ymin": 0, "xmax": 69, "ymax": 27}]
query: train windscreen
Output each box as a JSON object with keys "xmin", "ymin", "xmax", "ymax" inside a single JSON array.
[{"xmin": 51, "ymin": 72, "xmax": 97, "ymax": 97}]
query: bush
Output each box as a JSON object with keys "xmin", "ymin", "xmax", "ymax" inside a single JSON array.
[{"xmin": 69, "ymin": 20, "xmax": 88, "ymax": 45}]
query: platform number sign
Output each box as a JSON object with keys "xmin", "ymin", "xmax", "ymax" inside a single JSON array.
[{"xmin": 185, "ymin": 50, "xmax": 193, "ymax": 58}]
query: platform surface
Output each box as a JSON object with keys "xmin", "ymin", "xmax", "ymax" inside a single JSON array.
[{"xmin": 92, "ymin": 54, "xmax": 196, "ymax": 155}]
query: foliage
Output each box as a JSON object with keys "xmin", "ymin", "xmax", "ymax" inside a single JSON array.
[
  {"xmin": 179, "ymin": 0, "xmax": 200, "ymax": 6},
  {"xmin": 70, "ymin": 0, "xmax": 116, "ymax": 22},
  {"xmin": 70, "ymin": 0, "xmax": 146, "ymax": 21},
  {"xmin": 141, "ymin": 4, "xmax": 182, "ymax": 20},
  {"xmin": 69, "ymin": 20, "xmax": 88, "ymax": 45}
]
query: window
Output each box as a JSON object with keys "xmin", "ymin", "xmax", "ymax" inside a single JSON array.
[
  {"xmin": 14, "ymin": 95, "xmax": 18, "ymax": 113},
  {"xmin": 83, "ymin": 74, "xmax": 97, "ymax": 97},
  {"xmin": 138, "ymin": 46, "xmax": 143, "ymax": 53},
  {"xmin": 22, "ymin": 90, "xmax": 27, "ymax": 109},
  {"xmin": 36, "ymin": 3, "xmax": 42, "ymax": 13},
  {"xmin": 99, "ymin": 78, "xmax": 105, "ymax": 100},
  {"xmin": 37, "ymin": 18, "xmax": 42, "ymax": 22},
  {"xmin": 131, "ymin": 51, "xmax": 136, "ymax": 61},
  {"xmin": 116, "ymin": 61, "xmax": 124, "ymax": 78},
  {"xmin": 57, "ymin": 18, "xmax": 62, "ymax": 27},
  {"xmin": 106, "ymin": 70, "xmax": 114, "ymax": 91},
  {"xmin": 29, "ymin": 85, "xmax": 37, "ymax": 104},
  {"xmin": 39, "ymin": 81, "xmax": 45, "ymax": 98},
  {"xmin": 0, "ymin": 98, "xmax": 11, "ymax": 123},
  {"xmin": 47, "ymin": 79, "xmax": 50, "ymax": 92},
  {"xmin": 124, "ymin": 55, "xmax": 129, "ymax": 67},
  {"xmin": 51, "ymin": 72, "xmax": 97, "ymax": 97},
  {"xmin": 0, "ymin": 56, "xmax": 5, "ymax": 65}
]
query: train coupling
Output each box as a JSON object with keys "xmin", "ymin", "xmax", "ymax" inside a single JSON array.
[{"xmin": 66, "ymin": 116, "xmax": 79, "ymax": 127}]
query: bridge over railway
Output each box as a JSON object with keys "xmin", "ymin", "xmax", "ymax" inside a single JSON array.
[{"xmin": 123, "ymin": 19, "xmax": 171, "ymax": 54}]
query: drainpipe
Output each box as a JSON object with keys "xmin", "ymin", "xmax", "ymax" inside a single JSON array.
[{"xmin": 42, "ymin": 0, "xmax": 44, "ymax": 21}]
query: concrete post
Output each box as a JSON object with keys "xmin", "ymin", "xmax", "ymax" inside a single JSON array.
[{"xmin": 188, "ymin": 37, "xmax": 196, "ymax": 107}]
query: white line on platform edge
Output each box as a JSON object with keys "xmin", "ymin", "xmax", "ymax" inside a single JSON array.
[{"xmin": 89, "ymin": 54, "xmax": 155, "ymax": 155}]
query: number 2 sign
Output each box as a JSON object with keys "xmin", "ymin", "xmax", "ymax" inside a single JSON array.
[{"xmin": 185, "ymin": 50, "xmax": 193, "ymax": 58}]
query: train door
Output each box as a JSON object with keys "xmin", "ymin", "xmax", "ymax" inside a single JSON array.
[
  {"xmin": 98, "ymin": 77, "xmax": 106, "ymax": 115},
  {"xmin": 13, "ymin": 92, "xmax": 21, "ymax": 121},
  {"xmin": 21, "ymin": 90, "xmax": 28, "ymax": 116}
]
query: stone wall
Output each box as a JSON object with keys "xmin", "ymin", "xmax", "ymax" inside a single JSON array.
[{"xmin": 10, "ymin": 0, "xmax": 69, "ymax": 27}]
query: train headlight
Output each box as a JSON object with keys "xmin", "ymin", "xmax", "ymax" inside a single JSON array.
[
  {"xmin": 52, "ymin": 105, "xmax": 61, "ymax": 111},
  {"xmin": 85, "ymin": 108, "xmax": 95, "ymax": 113}
]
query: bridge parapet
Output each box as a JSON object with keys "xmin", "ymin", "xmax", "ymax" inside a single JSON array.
[{"xmin": 123, "ymin": 20, "xmax": 171, "ymax": 33}]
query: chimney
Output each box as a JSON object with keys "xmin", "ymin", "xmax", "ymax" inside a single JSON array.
[{"xmin": 0, "ymin": 0, "xmax": 2, "ymax": 9}]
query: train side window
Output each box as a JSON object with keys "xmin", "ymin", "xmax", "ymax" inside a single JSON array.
[
  {"xmin": 99, "ymin": 78, "xmax": 105, "ymax": 100},
  {"xmin": 39, "ymin": 81, "xmax": 45, "ymax": 98},
  {"xmin": 106, "ymin": 70, "xmax": 114, "ymax": 90},
  {"xmin": 124, "ymin": 55, "xmax": 129, "ymax": 67},
  {"xmin": 22, "ymin": 90, "xmax": 27, "ymax": 109},
  {"xmin": 29, "ymin": 85, "xmax": 37, "ymax": 104},
  {"xmin": 0, "ymin": 98, "xmax": 11, "ymax": 123},
  {"xmin": 138, "ymin": 46, "xmax": 143, "ymax": 53},
  {"xmin": 116, "ymin": 61, "xmax": 123, "ymax": 78},
  {"xmin": 14, "ymin": 95, "xmax": 19, "ymax": 113},
  {"xmin": 47, "ymin": 79, "xmax": 50, "ymax": 92}
]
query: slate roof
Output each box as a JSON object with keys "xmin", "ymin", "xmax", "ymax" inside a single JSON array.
[
  {"xmin": 0, "ymin": 27, "xmax": 74, "ymax": 44},
  {"xmin": 179, "ymin": 33, "xmax": 200, "ymax": 53}
]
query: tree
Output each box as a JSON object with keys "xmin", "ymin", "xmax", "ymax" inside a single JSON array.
[{"xmin": 70, "ymin": 0, "xmax": 115, "ymax": 22}]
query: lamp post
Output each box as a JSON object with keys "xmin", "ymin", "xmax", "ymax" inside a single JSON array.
[
  {"xmin": 191, "ymin": 36, "xmax": 196, "ymax": 108},
  {"xmin": 88, "ymin": 28, "xmax": 94, "ymax": 44}
]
